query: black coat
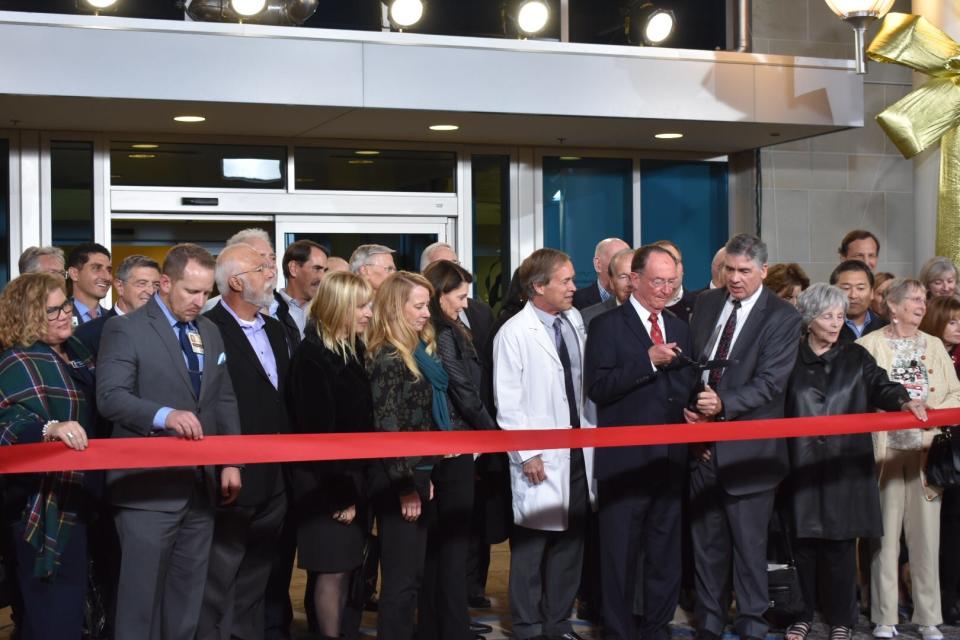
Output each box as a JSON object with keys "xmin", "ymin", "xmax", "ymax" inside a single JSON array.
[
  {"xmin": 784, "ymin": 339, "xmax": 909, "ymax": 539},
  {"xmin": 286, "ymin": 327, "xmax": 374, "ymax": 515},
  {"xmin": 666, "ymin": 288, "xmax": 697, "ymax": 324},
  {"xmin": 74, "ymin": 306, "xmax": 118, "ymax": 358},
  {"xmin": 573, "ymin": 281, "xmax": 603, "ymax": 310},
  {"xmin": 204, "ymin": 303, "xmax": 291, "ymax": 507},
  {"xmin": 273, "ymin": 290, "xmax": 302, "ymax": 353},
  {"xmin": 435, "ymin": 319, "xmax": 497, "ymax": 431},
  {"xmin": 585, "ymin": 302, "xmax": 695, "ymax": 483},
  {"xmin": 464, "ymin": 298, "xmax": 495, "ymax": 358}
]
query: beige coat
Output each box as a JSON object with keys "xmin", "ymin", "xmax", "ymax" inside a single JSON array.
[{"xmin": 857, "ymin": 329, "xmax": 960, "ymax": 499}]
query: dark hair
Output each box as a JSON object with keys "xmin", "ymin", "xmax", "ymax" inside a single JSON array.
[
  {"xmin": 499, "ymin": 268, "xmax": 525, "ymax": 320},
  {"xmin": 631, "ymin": 245, "xmax": 676, "ymax": 274},
  {"xmin": 518, "ymin": 248, "xmax": 571, "ymax": 299},
  {"xmin": 919, "ymin": 295, "xmax": 960, "ymax": 342},
  {"xmin": 162, "ymin": 243, "xmax": 215, "ymax": 281},
  {"xmin": 838, "ymin": 229, "xmax": 880, "ymax": 257},
  {"xmin": 116, "ymin": 254, "xmax": 160, "ymax": 282},
  {"xmin": 764, "ymin": 263, "xmax": 810, "ymax": 297},
  {"xmin": 424, "ymin": 260, "xmax": 474, "ymax": 331},
  {"xmin": 725, "ymin": 234, "xmax": 768, "ymax": 266},
  {"xmin": 281, "ymin": 239, "xmax": 327, "ymax": 279},
  {"xmin": 66, "ymin": 242, "xmax": 110, "ymax": 270},
  {"xmin": 829, "ymin": 259, "xmax": 875, "ymax": 288}
]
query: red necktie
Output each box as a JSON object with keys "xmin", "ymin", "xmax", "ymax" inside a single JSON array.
[{"xmin": 649, "ymin": 312, "xmax": 664, "ymax": 345}]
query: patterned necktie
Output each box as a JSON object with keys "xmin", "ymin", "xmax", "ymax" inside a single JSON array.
[
  {"xmin": 175, "ymin": 321, "xmax": 202, "ymax": 397},
  {"xmin": 648, "ymin": 312, "xmax": 664, "ymax": 345},
  {"xmin": 553, "ymin": 316, "xmax": 580, "ymax": 428},
  {"xmin": 708, "ymin": 300, "xmax": 741, "ymax": 388}
]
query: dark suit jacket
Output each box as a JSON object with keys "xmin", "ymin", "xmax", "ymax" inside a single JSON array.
[
  {"xmin": 273, "ymin": 291, "xmax": 302, "ymax": 353},
  {"xmin": 74, "ymin": 306, "xmax": 118, "ymax": 358},
  {"xmin": 585, "ymin": 303, "xmax": 695, "ymax": 483},
  {"xmin": 96, "ymin": 296, "xmax": 242, "ymax": 510},
  {"xmin": 581, "ymin": 297, "xmax": 617, "ymax": 330},
  {"xmin": 204, "ymin": 302, "xmax": 290, "ymax": 507},
  {"xmin": 837, "ymin": 313, "xmax": 888, "ymax": 344},
  {"xmin": 573, "ymin": 281, "xmax": 604, "ymax": 310},
  {"xmin": 666, "ymin": 288, "xmax": 697, "ymax": 324},
  {"xmin": 465, "ymin": 298, "xmax": 495, "ymax": 357},
  {"xmin": 689, "ymin": 286, "xmax": 801, "ymax": 496},
  {"xmin": 71, "ymin": 298, "xmax": 108, "ymax": 326}
]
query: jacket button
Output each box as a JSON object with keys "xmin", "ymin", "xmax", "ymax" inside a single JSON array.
[
  {"xmin": 929, "ymin": 369, "xmax": 934, "ymax": 374},
  {"xmin": 930, "ymin": 387, "xmax": 936, "ymax": 392}
]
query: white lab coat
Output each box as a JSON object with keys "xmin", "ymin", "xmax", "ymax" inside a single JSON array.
[{"xmin": 493, "ymin": 301, "xmax": 596, "ymax": 532}]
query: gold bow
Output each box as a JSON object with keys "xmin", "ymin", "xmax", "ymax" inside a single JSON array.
[{"xmin": 867, "ymin": 13, "xmax": 960, "ymax": 264}]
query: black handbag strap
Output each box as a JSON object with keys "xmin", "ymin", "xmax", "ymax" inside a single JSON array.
[{"xmin": 774, "ymin": 507, "xmax": 797, "ymax": 565}]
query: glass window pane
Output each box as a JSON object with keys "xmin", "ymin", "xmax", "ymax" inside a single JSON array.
[
  {"xmin": 472, "ymin": 155, "xmax": 511, "ymax": 314},
  {"xmin": 283, "ymin": 231, "xmax": 436, "ymax": 273},
  {"xmin": 52, "ymin": 140, "xmax": 95, "ymax": 248},
  {"xmin": 110, "ymin": 142, "xmax": 286, "ymax": 189},
  {"xmin": 294, "ymin": 148, "xmax": 456, "ymax": 193},
  {"xmin": 0, "ymin": 139, "xmax": 8, "ymax": 287},
  {"xmin": 542, "ymin": 156, "xmax": 633, "ymax": 289}
]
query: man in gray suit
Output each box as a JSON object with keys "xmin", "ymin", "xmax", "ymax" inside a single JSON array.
[
  {"xmin": 684, "ymin": 234, "xmax": 801, "ymax": 640},
  {"xmin": 581, "ymin": 248, "xmax": 635, "ymax": 330},
  {"xmin": 97, "ymin": 243, "xmax": 243, "ymax": 640}
]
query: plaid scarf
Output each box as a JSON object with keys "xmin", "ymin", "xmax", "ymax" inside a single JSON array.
[{"xmin": 0, "ymin": 338, "xmax": 93, "ymax": 578}]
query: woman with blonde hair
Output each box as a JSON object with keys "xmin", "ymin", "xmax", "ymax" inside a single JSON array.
[
  {"xmin": 287, "ymin": 270, "xmax": 374, "ymax": 640},
  {"xmin": 0, "ymin": 273, "xmax": 97, "ymax": 639},
  {"xmin": 858, "ymin": 279, "xmax": 960, "ymax": 640},
  {"xmin": 366, "ymin": 270, "xmax": 452, "ymax": 640},
  {"xmin": 919, "ymin": 257, "xmax": 958, "ymax": 299}
]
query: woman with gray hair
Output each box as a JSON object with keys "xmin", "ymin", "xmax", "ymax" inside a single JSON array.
[
  {"xmin": 858, "ymin": 278, "xmax": 960, "ymax": 640},
  {"xmin": 919, "ymin": 257, "xmax": 958, "ymax": 298},
  {"xmin": 782, "ymin": 283, "xmax": 925, "ymax": 640}
]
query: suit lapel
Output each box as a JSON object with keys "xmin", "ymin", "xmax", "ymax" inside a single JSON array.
[
  {"xmin": 522, "ymin": 303, "xmax": 561, "ymax": 364},
  {"xmin": 265, "ymin": 319, "xmax": 290, "ymax": 392},
  {"xmin": 196, "ymin": 316, "xmax": 220, "ymax": 404},
  {"xmin": 146, "ymin": 298, "xmax": 196, "ymax": 397},
  {"xmin": 620, "ymin": 302, "xmax": 654, "ymax": 349},
  {"xmin": 696, "ymin": 290, "xmax": 727, "ymax": 358},
  {"xmin": 210, "ymin": 305, "xmax": 273, "ymax": 388}
]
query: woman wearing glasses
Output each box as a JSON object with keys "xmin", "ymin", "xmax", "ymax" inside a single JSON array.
[{"xmin": 0, "ymin": 272, "xmax": 99, "ymax": 639}]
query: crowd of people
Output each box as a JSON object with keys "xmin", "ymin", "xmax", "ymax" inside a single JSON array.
[{"xmin": 0, "ymin": 227, "xmax": 959, "ymax": 640}]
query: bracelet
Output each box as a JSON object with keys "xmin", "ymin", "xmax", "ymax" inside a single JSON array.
[{"xmin": 41, "ymin": 420, "xmax": 58, "ymax": 442}]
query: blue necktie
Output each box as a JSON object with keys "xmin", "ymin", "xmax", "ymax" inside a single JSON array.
[{"xmin": 176, "ymin": 321, "xmax": 202, "ymax": 397}]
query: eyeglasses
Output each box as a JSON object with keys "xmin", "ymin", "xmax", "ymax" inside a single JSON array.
[
  {"xmin": 46, "ymin": 269, "xmax": 68, "ymax": 279},
  {"xmin": 232, "ymin": 263, "xmax": 276, "ymax": 278},
  {"xmin": 46, "ymin": 300, "xmax": 74, "ymax": 321},
  {"xmin": 365, "ymin": 262, "xmax": 397, "ymax": 274},
  {"xmin": 127, "ymin": 278, "xmax": 160, "ymax": 291},
  {"xmin": 648, "ymin": 278, "xmax": 679, "ymax": 289}
]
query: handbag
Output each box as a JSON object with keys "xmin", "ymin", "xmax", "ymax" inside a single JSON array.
[
  {"xmin": 925, "ymin": 427, "xmax": 960, "ymax": 489},
  {"xmin": 764, "ymin": 510, "xmax": 806, "ymax": 629}
]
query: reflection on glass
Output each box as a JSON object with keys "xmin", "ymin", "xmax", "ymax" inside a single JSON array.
[
  {"xmin": 472, "ymin": 155, "xmax": 510, "ymax": 314},
  {"xmin": 542, "ymin": 156, "xmax": 632, "ymax": 289},
  {"xmin": 0, "ymin": 139, "xmax": 8, "ymax": 288},
  {"xmin": 294, "ymin": 148, "xmax": 456, "ymax": 192},
  {"xmin": 283, "ymin": 232, "xmax": 437, "ymax": 273},
  {"xmin": 52, "ymin": 140, "xmax": 95, "ymax": 249},
  {"xmin": 110, "ymin": 142, "xmax": 286, "ymax": 189}
]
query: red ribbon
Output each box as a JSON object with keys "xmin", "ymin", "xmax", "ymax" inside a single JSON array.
[{"xmin": 2, "ymin": 408, "xmax": 958, "ymax": 474}]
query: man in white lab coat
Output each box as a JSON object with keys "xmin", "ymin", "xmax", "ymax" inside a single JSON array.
[{"xmin": 493, "ymin": 248, "xmax": 596, "ymax": 640}]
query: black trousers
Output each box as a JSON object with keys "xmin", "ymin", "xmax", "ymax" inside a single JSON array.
[
  {"xmin": 418, "ymin": 454, "xmax": 475, "ymax": 640},
  {"xmin": 793, "ymin": 537, "xmax": 859, "ymax": 628},
  {"xmin": 198, "ymin": 487, "xmax": 288, "ymax": 640},
  {"xmin": 509, "ymin": 449, "xmax": 588, "ymax": 640},
  {"xmin": 690, "ymin": 454, "xmax": 776, "ymax": 640},
  {"xmin": 941, "ymin": 486, "xmax": 960, "ymax": 610},
  {"xmin": 598, "ymin": 474, "xmax": 681, "ymax": 640},
  {"xmin": 374, "ymin": 470, "xmax": 431, "ymax": 640},
  {"xmin": 263, "ymin": 494, "xmax": 295, "ymax": 640},
  {"xmin": 10, "ymin": 520, "xmax": 87, "ymax": 640}
]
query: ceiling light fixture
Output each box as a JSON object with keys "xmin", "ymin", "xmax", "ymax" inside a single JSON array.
[
  {"xmin": 355, "ymin": 150, "xmax": 381, "ymax": 156},
  {"xmin": 130, "ymin": 143, "xmax": 159, "ymax": 149},
  {"xmin": 388, "ymin": 0, "xmax": 424, "ymax": 30},
  {"xmin": 128, "ymin": 153, "xmax": 156, "ymax": 159},
  {"xmin": 348, "ymin": 159, "xmax": 375, "ymax": 165},
  {"xmin": 823, "ymin": 0, "xmax": 895, "ymax": 74},
  {"xmin": 626, "ymin": 2, "xmax": 677, "ymax": 46},
  {"xmin": 429, "ymin": 124, "xmax": 459, "ymax": 131},
  {"xmin": 559, "ymin": 156, "xmax": 582, "ymax": 161},
  {"xmin": 80, "ymin": 0, "xmax": 119, "ymax": 11},
  {"xmin": 173, "ymin": 115, "xmax": 206, "ymax": 123},
  {"xmin": 516, "ymin": 0, "xmax": 550, "ymax": 36},
  {"xmin": 654, "ymin": 132, "xmax": 683, "ymax": 139},
  {"xmin": 230, "ymin": 0, "xmax": 267, "ymax": 17}
]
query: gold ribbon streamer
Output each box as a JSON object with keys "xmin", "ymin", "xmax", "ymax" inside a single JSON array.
[{"xmin": 867, "ymin": 13, "xmax": 960, "ymax": 264}]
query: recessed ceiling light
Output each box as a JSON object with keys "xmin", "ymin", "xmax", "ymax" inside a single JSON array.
[
  {"xmin": 348, "ymin": 159, "xmax": 375, "ymax": 165},
  {"xmin": 654, "ymin": 132, "xmax": 683, "ymax": 139},
  {"xmin": 131, "ymin": 143, "xmax": 159, "ymax": 149},
  {"xmin": 128, "ymin": 153, "xmax": 156, "ymax": 159},
  {"xmin": 296, "ymin": 177, "xmax": 315, "ymax": 183},
  {"xmin": 173, "ymin": 115, "xmax": 206, "ymax": 123},
  {"xmin": 355, "ymin": 150, "xmax": 381, "ymax": 156},
  {"xmin": 429, "ymin": 124, "xmax": 459, "ymax": 131},
  {"xmin": 559, "ymin": 156, "xmax": 581, "ymax": 161}
]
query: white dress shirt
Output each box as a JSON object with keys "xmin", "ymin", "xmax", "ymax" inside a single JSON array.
[
  {"xmin": 629, "ymin": 295, "xmax": 667, "ymax": 371},
  {"xmin": 702, "ymin": 284, "xmax": 763, "ymax": 384}
]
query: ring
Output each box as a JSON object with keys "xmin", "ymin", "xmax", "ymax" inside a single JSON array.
[{"xmin": 66, "ymin": 433, "xmax": 74, "ymax": 439}]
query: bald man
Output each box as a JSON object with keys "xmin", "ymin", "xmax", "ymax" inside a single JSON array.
[{"xmin": 573, "ymin": 237, "xmax": 630, "ymax": 310}]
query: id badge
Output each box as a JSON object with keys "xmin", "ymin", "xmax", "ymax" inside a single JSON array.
[{"xmin": 187, "ymin": 331, "xmax": 204, "ymax": 355}]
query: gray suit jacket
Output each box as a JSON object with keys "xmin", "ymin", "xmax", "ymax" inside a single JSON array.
[
  {"xmin": 97, "ymin": 296, "xmax": 242, "ymax": 510},
  {"xmin": 581, "ymin": 297, "xmax": 618, "ymax": 330}
]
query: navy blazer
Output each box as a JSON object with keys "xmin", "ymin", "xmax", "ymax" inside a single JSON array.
[
  {"xmin": 74, "ymin": 306, "xmax": 118, "ymax": 358},
  {"xmin": 573, "ymin": 281, "xmax": 603, "ymax": 311},
  {"xmin": 584, "ymin": 301, "xmax": 695, "ymax": 483}
]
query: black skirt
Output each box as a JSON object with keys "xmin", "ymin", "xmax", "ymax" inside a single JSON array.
[{"xmin": 297, "ymin": 511, "xmax": 365, "ymax": 573}]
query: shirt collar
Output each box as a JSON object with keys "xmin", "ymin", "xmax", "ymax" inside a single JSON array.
[
  {"xmin": 73, "ymin": 298, "xmax": 97, "ymax": 319},
  {"xmin": 221, "ymin": 298, "xmax": 265, "ymax": 330},
  {"xmin": 531, "ymin": 302, "xmax": 561, "ymax": 329},
  {"xmin": 628, "ymin": 294, "xmax": 660, "ymax": 322},
  {"xmin": 279, "ymin": 288, "xmax": 306, "ymax": 310},
  {"xmin": 154, "ymin": 293, "xmax": 190, "ymax": 329}
]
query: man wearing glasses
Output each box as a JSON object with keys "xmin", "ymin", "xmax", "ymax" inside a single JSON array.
[
  {"xmin": 350, "ymin": 243, "xmax": 397, "ymax": 292},
  {"xmin": 75, "ymin": 254, "xmax": 161, "ymax": 357}
]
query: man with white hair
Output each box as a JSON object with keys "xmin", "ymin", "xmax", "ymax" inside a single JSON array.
[
  {"xmin": 350, "ymin": 243, "xmax": 396, "ymax": 292},
  {"xmin": 18, "ymin": 245, "xmax": 66, "ymax": 277},
  {"xmin": 573, "ymin": 237, "xmax": 630, "ymax": 310},
  {"xmin": 200, "ymin": 243, "xmax": 290, "ymax": 640}
]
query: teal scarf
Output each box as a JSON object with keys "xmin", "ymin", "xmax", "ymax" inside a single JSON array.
[{"xmin": 414, "ymin": 341, "xmax": 453, "ymax": 431}]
